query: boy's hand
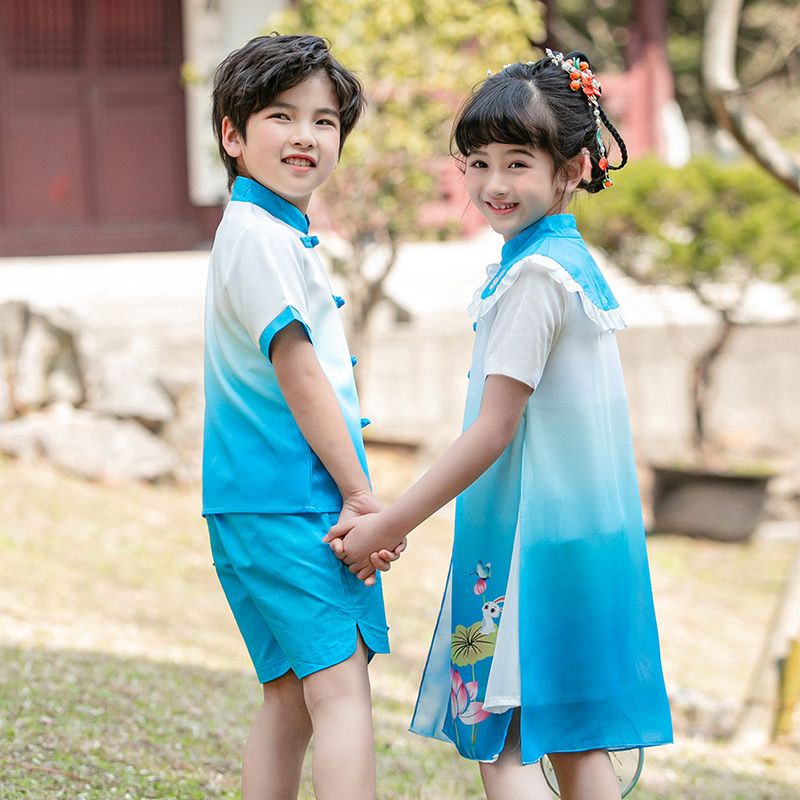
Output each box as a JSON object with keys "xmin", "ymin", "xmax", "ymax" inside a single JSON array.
[
  {"xmin": 336, "ymin": 489, "xmax": 383, "ymax": 530},
  {"xmin": 325, "ymin": 511, "xmax": 406, "ymax": 583}
]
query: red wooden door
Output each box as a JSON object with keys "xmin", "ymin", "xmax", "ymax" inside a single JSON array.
[{"xmin": 0, "ymin": 0, "xmax": 202, "ymax": 255}]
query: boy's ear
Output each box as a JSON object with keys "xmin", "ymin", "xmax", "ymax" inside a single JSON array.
[{"xmin": 221, "ymin": 116, "xmax": 243, "ymax": 158}]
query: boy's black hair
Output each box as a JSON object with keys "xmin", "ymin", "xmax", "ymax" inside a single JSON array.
[
  {"xmin": 453, "ymin": 52, "xmax": 627, "ymax": 193},
  {"xmin": 212, "ymin": 34, "xmax": 366, "ymax": 190}
]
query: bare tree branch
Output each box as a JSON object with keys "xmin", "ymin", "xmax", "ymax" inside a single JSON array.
[{"xmin": 704, "ymin": 0, "xmax": 800, "ymax": 193}]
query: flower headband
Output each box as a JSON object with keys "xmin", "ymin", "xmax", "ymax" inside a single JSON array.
[{"xmin": 545, "ymin": 49, "xmax": 613, "ymax": 188}]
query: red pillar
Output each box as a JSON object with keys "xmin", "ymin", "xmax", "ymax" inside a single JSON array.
[{"xmin": 625, "ymin": 0, "xmax": 677, "ymax": 159}]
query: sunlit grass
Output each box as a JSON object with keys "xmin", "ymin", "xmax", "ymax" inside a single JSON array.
[{"xmin": 1, "ymin": 453, "xmax": 798, "ymax": 799}]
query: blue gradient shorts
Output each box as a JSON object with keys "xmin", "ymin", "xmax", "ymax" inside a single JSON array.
[{"xmin": 207, "ymin": 512, "xmax": 390, "ymax": 683}]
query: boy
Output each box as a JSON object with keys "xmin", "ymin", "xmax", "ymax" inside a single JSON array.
[{"xmin": 204, "ymin": 34, "xmax": 398, "ymax": 800}]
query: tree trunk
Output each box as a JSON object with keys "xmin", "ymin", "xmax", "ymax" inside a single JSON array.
[
  {"xmin": 734, "ymin": 544, "xmax": 800, "ymax": 745},
  {"xmin": 344, "ymin": 237, "xmax": 401, "ymax": 394},
  {"xmin": 690, "ymin": 313, "xmax": 736, "ymax": 458},
  {"xmin": 704, "ymin": 0, "xmax": 800, "ymax": 193}
]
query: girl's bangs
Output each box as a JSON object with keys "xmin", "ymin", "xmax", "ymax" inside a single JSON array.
[{"xmin": 453, "ymin": 81, "xmax": 555, "ymax": 157}]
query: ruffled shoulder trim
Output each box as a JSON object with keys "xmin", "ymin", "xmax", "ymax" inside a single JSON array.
[{"xmin": 467, "ymin": 254, "xmax": 627, "ymax": 332}]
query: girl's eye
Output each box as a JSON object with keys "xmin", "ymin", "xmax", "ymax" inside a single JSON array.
[
  {"xmin": 269, "ymin": 112, "xmax": 290, "ymax": 121},
  {"xmin": 468, "ymin": 160, "xmax": 487, "ymax": 169},
  {"xmin": 317, "ymin": 118, "xmax": 337, "ymax": 127},
  {"xmin": 509, "ymin": 161, "xmax": 528, "ymax": 169}
]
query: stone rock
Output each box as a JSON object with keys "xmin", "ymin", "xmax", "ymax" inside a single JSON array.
[
  {"xmin": 86, "ymin": 346, "xmax": 176, "ymax": 431},
  {"xmin": 0, "ymin": 302, "xmax": 85, "ymax": 418},
  {"xmin": 0, "ymin": 403, "xmax": 178, "ymax": 483},
  {"xmin": 158, "ymin": 376, "xmax": 203, "ymax": 484}
]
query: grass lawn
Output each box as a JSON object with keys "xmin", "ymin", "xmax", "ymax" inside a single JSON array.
[{"xmin": 1, "ymin": 452, "xmax": 798, "ymax": 799}]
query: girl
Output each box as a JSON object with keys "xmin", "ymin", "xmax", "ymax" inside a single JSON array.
[{"xmin": 327, "ymin": 51, "xmax": 673, "ymax": 799}]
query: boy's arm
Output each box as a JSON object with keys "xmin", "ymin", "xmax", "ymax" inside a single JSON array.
[
  {"xmin": 271, "ymin": 322, "xmax": 405, "ymax": 583},
  {"xmin": 325, "ymin": 374, "xmax": 532, "ymax": 577},
  {"xmin": 270, "ymin": 321, "xmax": 375, "ymax": 512}
]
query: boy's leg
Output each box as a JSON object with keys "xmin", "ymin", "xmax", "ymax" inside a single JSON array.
[
  {"xmin": 302, "ymin": 634, "xmax": 376, "ymax": 800},
  {"xmin": 547, "ymin": 750, "xmax": 621, "ymax": 800},
  {"xmin": 479, "ymin": 710, "xmax": 553, "ymax": 800},
  {"xmin": 243, "ymin": 669, "xmax": 312, "ymax": 800}
]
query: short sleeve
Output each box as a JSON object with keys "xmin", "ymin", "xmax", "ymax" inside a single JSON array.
[
  {"xmin": 483, "ymin": 262, "xmax": 570, "ymax": 389},
  {"xmin": 224, "ymin": 223, "xmax": 312, "ymax": 354}
]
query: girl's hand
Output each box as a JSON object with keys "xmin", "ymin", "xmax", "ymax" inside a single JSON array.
[
  {"xmin": 326, "ymin": 511, "xmax": 405, "ymax": 581},
  {"xmin": 327, "ymin": 527, "xmax": 406, "ymax": 585},
  {"xmin": 365, "ymin": 538, "xmax": 408, "ymax": 582},
  {"xmin": 327, "ymin": 497, "xmax": 405, "ymax": 585}
]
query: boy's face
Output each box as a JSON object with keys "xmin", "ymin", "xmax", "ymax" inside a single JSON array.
[{"xmin": 222, "ymin": 72, "xmax": 341, "ymax": 212}]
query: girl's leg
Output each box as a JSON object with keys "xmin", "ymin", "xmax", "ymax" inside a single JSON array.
[
  {"xmin": 242, "ymin": 669, "xmax": 312, "ymax": 800},
  {"xmin": 547, "ymin": 750, "xmax": 621, "ymax": 800},
  {"xmin": 302, "ymin": 634, "xmax": 376, "ymax": 800},
  {"xmin": 479, "ymin": 710, "xmax": 553, "ymax": 800}
]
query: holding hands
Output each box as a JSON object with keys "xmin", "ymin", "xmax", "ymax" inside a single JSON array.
[{"xmin": 325, "ymin": 506, "xmax": 407, "ymax": 584}]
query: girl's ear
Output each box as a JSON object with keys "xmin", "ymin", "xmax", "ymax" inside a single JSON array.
[
  {"xmin": 221, "ymin": 116, "xmax": 243, "ymax": 158},
  {"xmin": 566, "ymin": 147, "xmax": 592, "ymax": 191},
  {"xmin": 578, "ymin": 147, "xmax": 593, "ymax": 184}
]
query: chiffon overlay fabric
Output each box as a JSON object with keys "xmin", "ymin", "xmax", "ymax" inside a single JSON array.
[{"xmin": 410, "ymin": 214, "xmax": 673, "ymax": 764}]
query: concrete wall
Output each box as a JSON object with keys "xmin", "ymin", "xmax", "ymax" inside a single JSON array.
[
  {"xmin": 3, "ymin": 252, "xmax": 796, "ymax": 477},
  {"xmin": 360, "ymin": 318, "xmax": 800, "ymax": 464}
]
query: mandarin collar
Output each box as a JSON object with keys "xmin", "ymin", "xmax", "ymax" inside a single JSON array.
[
  {"xmin": 500, "ymin": 214, "xmax": 578, "ymax": 267},
  {"xmin": 231, "ymin": 176, "xmax": 310, "ymax": 234}
]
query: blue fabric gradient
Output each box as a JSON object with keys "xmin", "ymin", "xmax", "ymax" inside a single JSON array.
[{"xmin": 411, "ymin": 214, "xmax": 672, "ymax": 764}]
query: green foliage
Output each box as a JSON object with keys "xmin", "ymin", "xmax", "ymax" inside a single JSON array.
[
  {"xmin": 554, "ymin": 0, "xmax": 799, "ymax": 131},
  {"xmin": 272, "ymin": 0, "xmax": 542, "ymax": 245},
  {"xmin": 576, "ymin": 157, "xmax": 800, "ymax": 298}
]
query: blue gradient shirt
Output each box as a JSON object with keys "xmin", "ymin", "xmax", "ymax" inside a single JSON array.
[{"xmin": 202, "ymin": 177, "xmax": 368, "ymax": 514}]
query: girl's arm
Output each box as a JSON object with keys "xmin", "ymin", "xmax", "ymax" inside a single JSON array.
[{"xmin": 324, "ymin": 374, "xmax": 532, "ymax": 577}]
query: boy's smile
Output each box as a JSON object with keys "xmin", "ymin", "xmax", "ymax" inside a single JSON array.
[
  {"xmin": 221, "ymin": 72, "xmax": 341, "ymax": 213},
  {"xmin": 464, "ymin": 143, "xmax": 569, "ymax": 240}
]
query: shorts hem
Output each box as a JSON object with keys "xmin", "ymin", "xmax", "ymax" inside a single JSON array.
[
  {"xmin": 255, "ymin": 659, "xmax": 292, "ymax": 684},
  {"xmin": 291, "ymin": 620, "xmax": 390, "ymax": 679}
]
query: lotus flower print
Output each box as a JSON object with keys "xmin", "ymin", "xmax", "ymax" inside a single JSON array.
[{"xmin": 450, "ymin": 667, "xmax": 490, "ymax": 726}]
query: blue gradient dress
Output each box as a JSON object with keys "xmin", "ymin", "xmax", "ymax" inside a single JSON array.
[{"xmin": 410, "ymin": 214, "xmax": 673, "ymax": 764}]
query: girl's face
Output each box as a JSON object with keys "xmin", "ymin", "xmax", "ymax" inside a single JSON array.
[{"xmin": 464, "ymin": 142, "xmax": 572, "ymax": 241}]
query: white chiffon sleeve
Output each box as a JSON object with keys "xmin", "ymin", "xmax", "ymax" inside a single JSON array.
[{"xmin": 483, "ymin": 262, "xmax": 570, "ymax": 390}]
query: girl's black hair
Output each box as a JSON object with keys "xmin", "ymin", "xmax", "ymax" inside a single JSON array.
[
  {"xmin": 452, "ymin": 52, "xmax": 627, "ymax": 193},
  {"xmin": 212, "ymin": 34, "xmax": 366, "ymax": 190}
]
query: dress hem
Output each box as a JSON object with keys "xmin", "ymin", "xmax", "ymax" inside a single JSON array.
[{"xmin": 407, "ymin": 724, "xmax": 673, "ymax": 765}]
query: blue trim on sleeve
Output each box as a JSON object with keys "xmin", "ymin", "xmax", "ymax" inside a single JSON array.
[{"xmin": 259, "ymin": 306, "xmax": 312, "ymax": 361}]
